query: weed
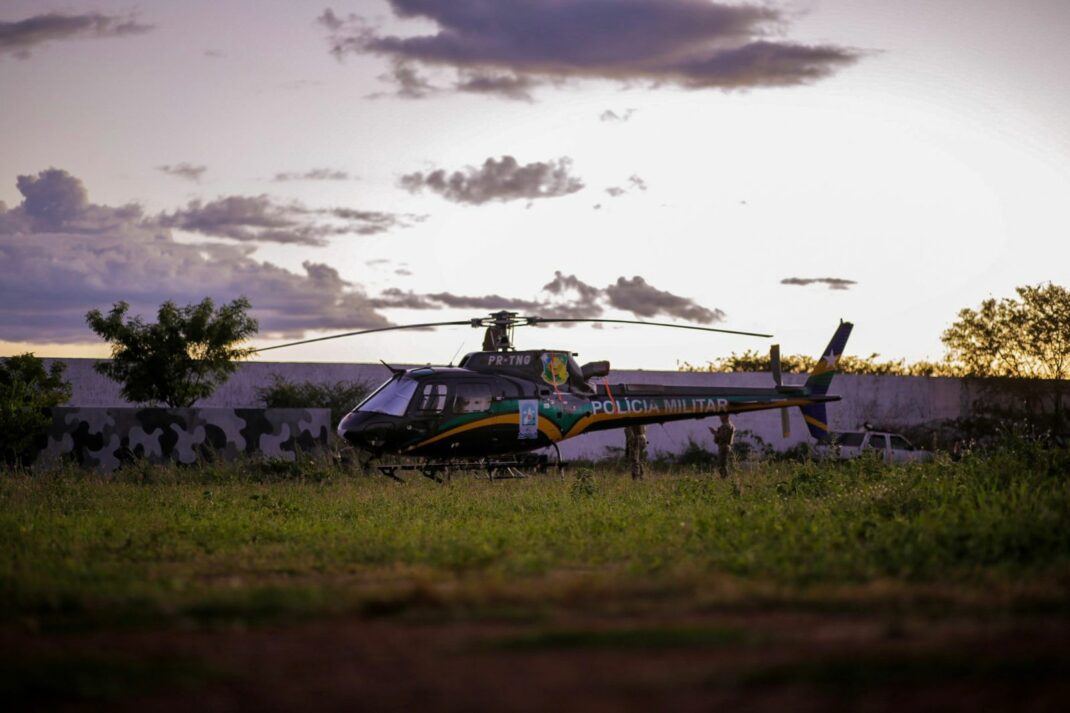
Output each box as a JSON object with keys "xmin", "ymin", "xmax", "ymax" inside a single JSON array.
[{"xmin": 570, "ymin": 467, "xmax": 596, "ymax": 499}]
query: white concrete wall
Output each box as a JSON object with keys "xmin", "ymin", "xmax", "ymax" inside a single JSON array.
[{"xmin": 46, "ymin": 358, "xmax": 973, "ymax": 460}]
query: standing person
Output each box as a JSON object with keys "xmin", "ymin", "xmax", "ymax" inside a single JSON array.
[
  {"xmin": 710, "ymin": 414, "xmax": 735, "ymax": 479},
  {"xmin": 624, "ymin": 424, "xmax": 647, "ymax": 480}
]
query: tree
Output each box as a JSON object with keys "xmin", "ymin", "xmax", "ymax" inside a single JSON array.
[
  {"xmin": 942, "ymin": 283, "xmax": 1070, "ymax": 429},
  {"xmin": 0, "ymin": 354, "xmax": 72, "ymax": 467},
  {"xmin": 86, "ymin": 297, "xmax": 259, "ymax": 408}
]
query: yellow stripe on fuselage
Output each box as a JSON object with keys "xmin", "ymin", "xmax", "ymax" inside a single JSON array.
[{"xmin": 407, "ymin": 413, "xmax": 563, "ymax": 451}]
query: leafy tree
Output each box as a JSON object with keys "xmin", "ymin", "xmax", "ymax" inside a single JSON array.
[
  {"xmin": 256, "ymin": 376, "xmax": 369, "ymax": 429},
  {"xmin": 0, "ymin": 354, "xmax": 72, "ymax": 467},
  {"xmin": 86, "ymin": 297, "xmax": 258, "ymax": 408},
  {"xmin": 942, "ymin": 283, "xmax": 1070, "ymax": 429}
]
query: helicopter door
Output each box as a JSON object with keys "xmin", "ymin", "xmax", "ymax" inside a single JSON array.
[
  {"xmin": 414, "ymin": 383, "xmax": 448, "ymax": 416},
  {"xmin": 452, "ymin": 382, "xmax": 493, "ymax": 414}
]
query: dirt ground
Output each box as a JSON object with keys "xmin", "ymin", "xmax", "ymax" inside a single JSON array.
[{"xmin": 6, "ymin": 609, "xmax": 1069, "ymax": 712}]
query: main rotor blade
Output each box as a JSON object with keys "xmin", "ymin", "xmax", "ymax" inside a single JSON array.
[
  {"xmin": 527, "ymin": 317, "xmax": 772, "ymax": 339},
  {"xmin": 253, "ymin": 320, "xmax": 475, "ymax": 353}
]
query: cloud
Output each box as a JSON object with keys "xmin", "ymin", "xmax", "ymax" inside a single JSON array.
[
  {"xmin": 605, "ymin": 174, "xmax": 648, "ymax": 198},
  {"xmin": 370, "ymin": 288, "xmax": 542, "ymax": 312},
  {"xmin": 369, "ymin": 288, "xmax": 438, "ymax": 310},
  {"xmin": 321, "ymin": 1, "xmax": 861, "ymax": 98},
  {"xmin": 605, "ymin": 276, "xmax": 724, "ymax": 322},
  {"xmin": 539, "ymin": 271, "xmax": 604, "ymax": 318},
  {"xmin": 400, "ymin": 155, "xmax": 584, "ymax": 205},
  {"xmin": 158, "ymin": 195, "xmax": 420, "ymax": 245},
  {"xmin": 158, "ymin": 163, "xmax": 207, "ymax": 183},
  {"xmin": 0, "ymin": 12, "xmax": 152, "ymax": 59},
  {"xmin": 0, "ymin": 171, "xmax": 726, "ymax": 345},
  {"xmin": 272, "ymin": 168, "xmax": 354, "ymax": 182},
  {"xmin": 370, "ymin": 270, "xmax": 722, "ymax": 324},
  {"xmin": 454, "ymin": 71, "xmax": 538, "ymax": 101},
  {"xmin": 0, "ymin": 169, "xmax": 392, "ymax": 343},
  {"xmin": 374, "ymin": 59, "xmax": 439, "ymax": 99},
  {"xmin": 780, "ymin": 276, "xmax": 856, "ymax": 290},
  {"xmin": 425, "ymin": 292, "xmax": 543, "ymax": 311},
  {"xmin": 600, "ymin": 108, "xmax": 636, "ymax": 122}
]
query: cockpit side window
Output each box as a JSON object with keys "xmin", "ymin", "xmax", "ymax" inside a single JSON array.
[
  {"xmin": 415, "ymin": 383, "xmax": 448, "ymax": 414},
  {"xmin": 453, "ymin": 382, "xmax": 493, "ymax": 413}
]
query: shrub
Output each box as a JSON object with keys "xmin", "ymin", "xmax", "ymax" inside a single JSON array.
[
  {"xmin": 256, "ymin": 375, "xmax": 370, "ymax": 428},
  {"xmin": 0, "ymin": 354, "xmax": 72, "ymax": 467}
]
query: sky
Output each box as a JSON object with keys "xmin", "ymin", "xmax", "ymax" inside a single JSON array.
[{"xmin": 2, "ymin": 0, "xmax": 1069, "ymax": 371}]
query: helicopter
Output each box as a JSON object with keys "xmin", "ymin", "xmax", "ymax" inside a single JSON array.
[{"xmin": 256, "ymin": 311, "xmax": 853, "ymax": 480}]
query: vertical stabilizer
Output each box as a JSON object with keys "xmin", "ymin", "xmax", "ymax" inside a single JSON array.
[{"xmin": 799, "ymin": 321, "xmax": 853, "ymax": 441}]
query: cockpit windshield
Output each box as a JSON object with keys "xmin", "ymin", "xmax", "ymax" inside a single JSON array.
[{"xmin": 353, "ymin": 376, "xmax": 418, "ymax": 417}]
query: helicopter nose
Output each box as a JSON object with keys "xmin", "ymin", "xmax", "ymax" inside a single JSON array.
[{"xmin": 337, "ymin": 411, "xmax": 395, "ymax": 453}]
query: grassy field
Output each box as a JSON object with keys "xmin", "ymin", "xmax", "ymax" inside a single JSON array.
[{"xmin": 2, "ymin": 446, "xmax": 1069, "ymax": 710}]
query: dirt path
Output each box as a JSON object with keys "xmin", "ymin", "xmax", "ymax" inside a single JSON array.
[{"xmin": 6, "ymin": 610, "xmax": 1068, "ymax": 712}]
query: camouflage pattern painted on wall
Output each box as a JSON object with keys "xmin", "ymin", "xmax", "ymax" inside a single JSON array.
[{"xmin": 32, "ymin": 408, "xmax": 331, "ymax": 472}]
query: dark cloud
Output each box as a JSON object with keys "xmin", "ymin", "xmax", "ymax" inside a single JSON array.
[
  {"xmin": 321, "ymin": 1, "xmax": 860, "ymax": 98},
  {"xmin": 0, "ymin": 168, "xmax": 141, "ymax": 235},
  {"xmin": 317, "ymin": 8, "xmax": 346, "ymax": 32},
  {"xmin": 272, "ymin": 168, "xmax": 354, "ymax": 182},
  {"xmin": 781, "ymin": 277, "xmax": 857, "ymax": 290},
  {"xmin": 0, "ymin": 170, "xmax": 391, "ymax": 342},
  {"xmin": 426, "ymin": 292, "xmax": 543, "ymax": 311},
  {"xmin": 600, "ymin": 108, "xmax": 636, "ymax": 122},
  {"xmin": 0, "ymin": 12, "xmax": 152, "ymax": 59},
  {"xmin": 454, "ymin": 71, "xmax": 538, "ymax": 101},
  {"xmin": 400, "ymin": 155, "xmax": 583, "ymax": 205},
  {"xmin": 539, "ymin": 271, "xmax": 604, "ymax": 318},
  {"xmin": 370, "ymin": 289, "xmax": 542, "ymax": 311},
  {"xmin": 1, "ymin": 170, "xmax": 725, "ymax": 344},
  {"xmin": 158, "ymin": 163, "xmax": 206, "ymax": 183},
  {"xmin": 10, "ymin": 168, "xmax": 88, "ymax": 230},
  {"xmin": 542, "ymin": 272, "xmax": 602, "ymax": 303},
  {"xmin": 158, "ymin": 195, "xmax": 419, "ymax": 245},
  {"xmin": 373, "ymin": 60, "xmax": 439, "ymax": 99},
  {"xmin": 369, "ymin": 288, "xmax": 437, "ymax": 310},
  {"xmin": 605, "ymin": 276, "xmax": 724, "ymax": 323},
  {"xmin": 371, "ymin": 271, "xmax": 721, "ymax": 324},
  {"xmin": 604, "ymin": 174, "xmax": 648, "ymax": 198}
]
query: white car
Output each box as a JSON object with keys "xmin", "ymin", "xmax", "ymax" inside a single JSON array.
[{"xmin": 817, "ymin": 430, "xmax": 933, "ymax": 463}]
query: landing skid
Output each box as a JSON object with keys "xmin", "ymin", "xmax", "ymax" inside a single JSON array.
[{"xmin": 377, "ymin": 446, "xmax": 563, "ymax": 484}]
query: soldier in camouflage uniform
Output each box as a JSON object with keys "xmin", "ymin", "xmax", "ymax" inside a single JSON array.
[
  {"xmin": 624, "ymin": 424, "xmax": 647, "ymax": 480},
  {"xmin": 710, "ymin": 414, "xmax": 735, "ymax": 479}
]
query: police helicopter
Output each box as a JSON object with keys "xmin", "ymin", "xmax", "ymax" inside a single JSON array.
[{"xmin": 256, "ymin": 311, "xmax": 852, "ymax": 481}]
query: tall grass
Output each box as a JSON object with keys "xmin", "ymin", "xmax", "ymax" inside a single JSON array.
[{"xmin": 1, "ymin": 444, "xmax": 1067, "ymax": 627}]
